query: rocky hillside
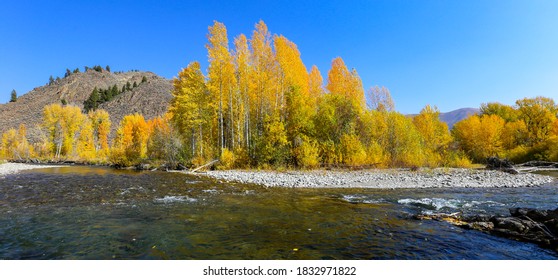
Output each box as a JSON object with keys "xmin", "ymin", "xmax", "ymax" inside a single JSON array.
[{"xmin": 0, "ymin": 69, "xmax": 172, "ymax": 140}]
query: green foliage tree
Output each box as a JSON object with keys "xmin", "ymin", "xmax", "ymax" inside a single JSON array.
[{"xmin": 480, "ymin": 102, "xmax": 518, "ymax": 122}]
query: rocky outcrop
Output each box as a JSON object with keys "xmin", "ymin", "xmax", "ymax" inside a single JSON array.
[{"xmin": 415, "ymin": 207, "xmax": 558, "ymax": 252}]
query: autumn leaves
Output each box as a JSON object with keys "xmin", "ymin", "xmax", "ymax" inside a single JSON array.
[
  {"xmin": 1, "ymin": 20, "xmax": 557, "ymax": 169},
  {"xmin": 167, "ymin": 20, "xmax": 463, "ymax": 168}
]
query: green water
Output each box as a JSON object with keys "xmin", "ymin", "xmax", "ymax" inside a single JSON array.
[{"xmin": 0, "ymin": 166, "xmax": 557, "ymax": 259}]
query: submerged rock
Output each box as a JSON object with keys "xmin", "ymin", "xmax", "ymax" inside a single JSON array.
[{"xmin": 414, "ymin": 207, "xmax": 558, "ymax": 253}]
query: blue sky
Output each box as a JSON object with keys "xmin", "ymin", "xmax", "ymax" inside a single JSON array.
[{"xmin": 1, "ymin": 0, "xmax": 557, "ymax": 114}]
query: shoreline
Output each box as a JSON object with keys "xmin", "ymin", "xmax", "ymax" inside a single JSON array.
[
  {"xmin": 2, "ymin": 161, "xmax": 556, "ymax": 189},
  {"xmin": 201, "ymin": 168, "xmax": 556, "ymax": 189},
  {"xmin": 0, "ymin": 162, "xmax": 65, "ymax": 177}
]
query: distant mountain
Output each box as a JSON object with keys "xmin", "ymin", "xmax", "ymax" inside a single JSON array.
[
  {"xmin": 439, "ymin": 108, "xmax": 480, "ymax": 128},
  {"xmin": 0, "ymin": 69, "xmax": 172, "ymax": 141}
]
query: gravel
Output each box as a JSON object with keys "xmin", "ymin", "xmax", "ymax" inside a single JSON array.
[
  {"xmin": 0, "ymin": 163, "xmax": 62, "ymax": 178},
  {"xmin": 201, "ymin": 168, "xmax": 556, "ymax": 189}
]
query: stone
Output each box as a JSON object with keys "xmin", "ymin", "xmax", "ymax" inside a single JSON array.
[{"xmin": 466, "ymin": 222, "xmax": 494, "ymax": 231}]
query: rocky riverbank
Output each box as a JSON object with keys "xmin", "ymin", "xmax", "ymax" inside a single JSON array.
[
  {"xmin": 202, "ymin": 168, "xmax": 555, "ymax": 188},
  {"xmin": 0, "ymin": 162, "xmax": 63, "ymax": 178},
  {"xmin": 415, "ymin": 208, "xmax": 558, "ymax": 253}
]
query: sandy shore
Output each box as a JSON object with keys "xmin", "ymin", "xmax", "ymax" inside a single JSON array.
[
  {"xmin": 0, "ymin": 162, "xmax": 62, "ymax": 177},
  {"xmin": 202, "ymin": 168, "xmax": 556, "ymax": 188}
]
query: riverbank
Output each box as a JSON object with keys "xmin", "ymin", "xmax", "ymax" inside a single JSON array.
[
  {"xmin": 201, "ymin": 168, "xmax": 556, "ymax": 188},
  {"xmin": 0, "ymin": 162, "xmax": 63, "ymax": 177}
]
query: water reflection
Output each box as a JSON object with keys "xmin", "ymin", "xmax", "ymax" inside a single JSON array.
[{"xmin": 0, "ymin": 166, "xmax": 557, "ymax": 259}]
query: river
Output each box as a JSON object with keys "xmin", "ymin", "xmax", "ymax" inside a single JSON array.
[{"xmin": 0, "ymin": 166, "xmax": 557, "ymax": 259}]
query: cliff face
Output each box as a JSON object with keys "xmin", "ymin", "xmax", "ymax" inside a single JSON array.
[{"xmin": 0, "ymin": 69, "xmax": 173, "ymax": 141}]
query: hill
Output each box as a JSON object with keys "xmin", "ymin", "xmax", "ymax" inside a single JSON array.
[
  {"xmin": 0, "ymin": 69, "xmax": 172, "ymax": 141},
  {"xmin": 439, "ymin": 108, "xmax": 480, "ymax": 128}
]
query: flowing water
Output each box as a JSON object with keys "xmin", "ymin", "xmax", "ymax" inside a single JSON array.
[{"xmin": 0, "ymin": 166, "xmax": 557, "ymax": 260}]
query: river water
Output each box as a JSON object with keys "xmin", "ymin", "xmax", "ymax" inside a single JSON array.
[{"xmin": 0, "ymin": 166, "xmax": 557, "ymax": 259}]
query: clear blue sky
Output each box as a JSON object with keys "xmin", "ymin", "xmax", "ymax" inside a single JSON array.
[{"xmin": 1, "ymin": 0, "xmax": 557, "ymax": 114}]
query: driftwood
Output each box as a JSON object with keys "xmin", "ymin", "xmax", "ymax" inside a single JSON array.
[{"xmin": 190, "ymin": 159, "xmax": 219, "ymax": 173}]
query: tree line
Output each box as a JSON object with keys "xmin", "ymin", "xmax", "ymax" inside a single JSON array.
[
  {"xmin": 2, "ymin": 20, "xmax": 557, "ymax": 169},
  {"xmin": 83, "ymin": 76, "xmax": 147, "ymax": 112}
]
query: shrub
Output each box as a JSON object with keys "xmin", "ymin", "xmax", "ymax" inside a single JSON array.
[
  {"xmin": 293, "ymin": 136, "xmax": 320, "ymax": 169},
  {"xmin": 219, "ymin": 148, "xmax": 235, "ymax": 169},
  {"xmin": 339, "ymin": 134, "xmax": 367, "ymax": 166}
]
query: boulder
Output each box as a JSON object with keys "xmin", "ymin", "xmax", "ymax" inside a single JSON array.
[{"xmin": 414, "ymin": 207, "xmax": 558, "ymax": 253}]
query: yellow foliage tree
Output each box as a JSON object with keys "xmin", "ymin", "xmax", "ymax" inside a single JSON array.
[
  {"xmin": 1, "ymin": 124, "xmax": 33, "ymax": 160},
  {"xmin": 169, "ymin": 61, "xmax": 212, "ymax": 161},
  {"xmin": 326, "ymin": 57, "xmax": 366, "ymax": 112},
  {"xmin": 413, "ymin": 105, "xmax": 452, "ymax": 166},
  {"xmin": 308, "ymin": 65, "xmax": 324, "ymax": 101},
  {"xmin": 76, "ymin": 117, "xmax": 96, "ymax": 161},
  {"xmin": 88, "ymin": 109, "xmax": 111, "ymax": 159},
  {"xmin": 147, "ymin": 114, "xmax": 182, "ymax": 166},
  {"xmin": 292, "ymin": 135, "xmax": 320, "ymax": 169},
  {"xmin": 111, "ymin": 113, "xmax": 149, "ymax": 166},
  {"xmin": 42, "ymin": 104, "xmax": 85, "ymax": 158},
  {"xmin": 516, "ymin": 96, "xmax": 557, "ymax": 144},
  {"xmin": 453, "ymin": 114, "xmax": 506, "ymax": 162},
  {"xmin": 339, "ymin": 133, "xmax": 367, "ymax": 166},
  {"xmin": 207, "ymin": 20, "xmax": 237, "ymax": 151}
]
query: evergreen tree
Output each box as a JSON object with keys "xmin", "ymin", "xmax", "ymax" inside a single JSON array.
[
  {"xmin": 126, "ymin": 81, "xmax": 131, "ymax": 91},
  {"xmin": 104, "ymin": 87, "xmax": 112, "ymax": 101},
  {"xmin": 49, "ymin": 75, "xmax": 54, "ymax": 85},
  {"xmin": 141, "ymin": 76, "xmax": 147, "ymax": 83},
  {"xmin": 110, "ymin": 84, "xmax": 118, "ymax": 99},
  {"xmin": 133, "ymin": 81, "xmax": 138, "ymax": 88},
  {"xmin": 105, "ymin": 65, "xmax": 111, "ymax": 72},
  {"xmin": 84, "ymin": 87, "xmax": 100, "ymax": 112},
  {"xmin": 10, "ymin": 89, "xmax": 17, "ymax": 102},
  {"xmin": 73, "ymin": 68, "xmax": 80, "ymax": 74},
  {"xmin": 121, "ymin": 85, "xmax": 126, "ymax": 93},
  {"xmin": 65, "ymin": 69, "xmax": 72, "ymax": 78}
]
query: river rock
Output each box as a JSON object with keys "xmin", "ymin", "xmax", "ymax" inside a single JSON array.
[
  {"xmin": 465, "ymin": 221, "xmax": 494, "ymax": 231},
  {"xmin": 414, "ymin": 207, "xmax": 558, "ymax": 253}
]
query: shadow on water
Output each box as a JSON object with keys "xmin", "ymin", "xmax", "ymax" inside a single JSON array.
[{"xmin": 0, "ymin": 166, "xmax": 557, "ymax": 259}]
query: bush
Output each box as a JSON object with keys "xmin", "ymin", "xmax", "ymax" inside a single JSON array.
[
  {"xmin": 293, "ymin": 136, "xmax": 320, "ymax": 169},
  {"xmin": 233, "ymin": 147, "xmax": 251, "ymax": 168},
  {"xmin": 366, "ymin": 141, "xmax": 387, "ymax": 168},
  {"xmin": 339, "ymin": 134, "xmax": 367, "ymax": 166},
  {"xmin": 444, "ymin": 151, "xmax": 473, "ymax": 168},
  {"xmin": 219, "ymin": 148, "xmax": 235, "ymax": 169}
]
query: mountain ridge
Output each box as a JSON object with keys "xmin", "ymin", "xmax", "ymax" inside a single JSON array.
[
  {"xmin": 439, "ymin": 107, "xmax": 480, "ymax": 128},
  {"xmin": 0, "ymin": 69, "xmax": 172, "ymax": 141}
]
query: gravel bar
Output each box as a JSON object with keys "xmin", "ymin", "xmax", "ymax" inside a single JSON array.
[
  {"xmin": 201, "ymin": 169, "xmax": 556, "ymax": 189},
  {"xmin": 0, "ymin": 163, "xmax": 62, "ymax": 178}
]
